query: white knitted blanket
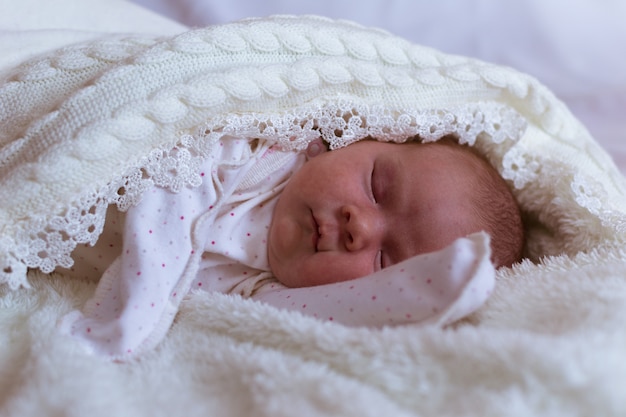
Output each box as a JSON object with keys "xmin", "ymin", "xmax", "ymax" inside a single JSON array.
[{"xmin": 2, "ymin": 16, "xmax": 626, "ymax": 416}]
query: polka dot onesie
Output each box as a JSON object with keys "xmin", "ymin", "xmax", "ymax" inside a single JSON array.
[
  {"xmin": 59, "ymin": 136, "xmax": 299, "ymax": 357},
  {"xmin": 58, "ymin": 137, "xmax": 496, "ymax": 359}
]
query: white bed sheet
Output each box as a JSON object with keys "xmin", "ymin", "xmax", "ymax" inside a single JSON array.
[
  {"xmin": 129, "ymin": 0, "xmax": 626, "ymax": 173},
  {"xmin": 2, "ymin": 3, "xmax": 626, "ymax": 416}
]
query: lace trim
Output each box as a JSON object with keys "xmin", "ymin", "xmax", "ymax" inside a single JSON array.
[
  {"xmin": 2, "ymin": 101, "xmax": 524, "ymax": 289},
  {"xmin": 499, "ymin": 134, "xmax": 626, "ymax": 235},
  {"xmin": 501, "ymin": 144, "xmax": 542, "ymax": 189}
]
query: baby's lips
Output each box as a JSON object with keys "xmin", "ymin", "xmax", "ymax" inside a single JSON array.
[{"xmin": 311, "ymin": 212, "xmax": 319, "ymax": 251}]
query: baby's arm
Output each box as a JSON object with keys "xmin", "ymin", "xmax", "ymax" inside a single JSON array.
[{"xmin": 252, "ymin": 232, "xmax": 494, "ymax": 327}]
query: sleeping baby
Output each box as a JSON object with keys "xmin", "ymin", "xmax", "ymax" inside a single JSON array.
[{"xmin": 58, "ymin": 135, "xmax": 524, "ymax": 358}]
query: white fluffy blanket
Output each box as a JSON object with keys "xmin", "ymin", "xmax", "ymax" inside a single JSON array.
[{"xmin": 2, "ymin": 15, "xmax": 626, "ymax": 417}]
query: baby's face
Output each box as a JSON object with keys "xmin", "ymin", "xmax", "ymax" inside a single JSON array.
[{"xmin": 267, "ymin": 140, "xmax": 483, "ymax": 288}]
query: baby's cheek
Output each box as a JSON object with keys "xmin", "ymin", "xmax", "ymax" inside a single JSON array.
[{"xmin": 267, "ymin": 216, "xmax": 299, "ymax": 259}]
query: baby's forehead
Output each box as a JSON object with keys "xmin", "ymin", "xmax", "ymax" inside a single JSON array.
[
  {"xmin": 381, "ymin": 139, "xmax": 488, "ymax": 172},
  {"xmin": 333, "ymin": 138, "xmax": 495, "ymax": 184},
  {"xmin": 392, "ymin": 140, "xmax": 505, "ymax": 201},
  {"xmin": 373, "ymin": 141, "xmax": 483, "ymax": 192}
]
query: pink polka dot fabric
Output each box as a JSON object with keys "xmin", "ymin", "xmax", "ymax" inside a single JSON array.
[
  {"xmin": 253, "ymin": 232, "xmax": 494, "ymax": 327},
  {"xmin": 59, "ymin": 138, "xmax": 302, "ymax": 358}
]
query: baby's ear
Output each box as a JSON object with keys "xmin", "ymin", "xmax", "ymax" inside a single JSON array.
[{"xmin": 305, "ymin": 138, "xmax": 327, "ymax": 159}]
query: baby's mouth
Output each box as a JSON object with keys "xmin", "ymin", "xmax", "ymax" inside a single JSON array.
[{"xmin": 311, "ymin": 211, "xmax": 320, "ymax": 251}]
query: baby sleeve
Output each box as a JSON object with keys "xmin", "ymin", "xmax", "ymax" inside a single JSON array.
[
  {"xmin": 252, "ymin": 232, "xmax": 495, "ymax": 327},
  {"xmin": 58, "ymin": 185, "xmax": 203, "ymax": 358}
]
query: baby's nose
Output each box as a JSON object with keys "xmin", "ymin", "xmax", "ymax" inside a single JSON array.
[{"xmin": 341, "ymin": 205, "xmax": 383, "ymax": 251}]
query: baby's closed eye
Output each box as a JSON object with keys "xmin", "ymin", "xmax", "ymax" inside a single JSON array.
[{"xmin": 374, "ymin": 250, "xmax": 384, "ymax": 271}]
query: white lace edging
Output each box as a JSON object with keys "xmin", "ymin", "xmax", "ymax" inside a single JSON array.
[{"xmin": 1, "ymin": 101, "xmax": 524, "ymax": 289}]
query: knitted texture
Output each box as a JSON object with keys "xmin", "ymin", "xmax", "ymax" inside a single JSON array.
[{"xmin": 1, "ymin": 15, "xmax": 625, "ymax": 289}]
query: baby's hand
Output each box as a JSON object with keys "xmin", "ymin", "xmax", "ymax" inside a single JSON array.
[{"xmin": 305, "ymin": 138, "xmax": 327, "ymax": 159}]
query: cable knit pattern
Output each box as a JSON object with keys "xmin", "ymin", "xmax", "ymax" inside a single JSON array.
[{"xmin": 1, "ymin": 15, "xmax": 626, "ymax": 289}]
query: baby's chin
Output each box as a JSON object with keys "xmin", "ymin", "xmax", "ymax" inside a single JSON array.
[
  {"xmin": 267, "ymin": 256, "xmax": 314, "ymax": 288},
  {"xmin": 271, "ymin": 262, "xmax": 322, "ymax": 288},
  {"xmin": 267, "ymin": 247, "xmax": 300, "ymax": 288},
  {"xmin": 273, "ymin": 263, "xmax": 369, "ymax": 289},
  {"xmin": 271, "ymin": 270, "xmax": 304, "ymax": 289}
]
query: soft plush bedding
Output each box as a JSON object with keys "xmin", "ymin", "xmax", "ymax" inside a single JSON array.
[{"xmin": 2, "ymin": 2, "xmax": 626, "ymax": 417}]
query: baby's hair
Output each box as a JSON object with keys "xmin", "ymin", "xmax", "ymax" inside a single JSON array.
[{"xmin": 429, "ymin": 138, "xmax": 525, "ymax": 268}]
